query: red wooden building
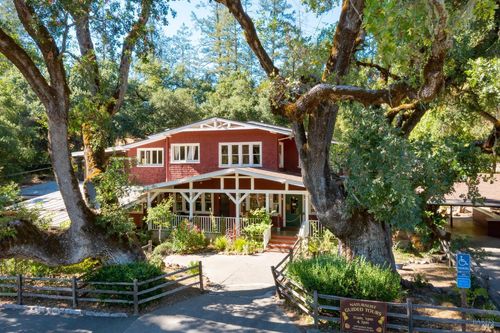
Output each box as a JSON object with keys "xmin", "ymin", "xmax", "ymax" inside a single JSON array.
[{"xmin": 75, "ymin": 118, "xmax": 317, "ymax": 235}]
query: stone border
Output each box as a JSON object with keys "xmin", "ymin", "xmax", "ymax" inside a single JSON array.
[{"xmin": 0, "ymin": 303, "xmax": 128, "ymax": 318}]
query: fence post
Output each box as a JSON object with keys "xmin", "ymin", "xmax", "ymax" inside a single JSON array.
[
  {"xmin": 16, "ymin": 274, "xmax": 22, "ymax": 305},
  {"xmin": 313, "ymin": 290, "xmax": 319, "ymax": 329},
  {"xmin": 271, "ymin": 266, "xmax": 282, "ymax": 299},
  {"xmin": 460, "ymin": 290, "xmax": 467, "ymax": 332},
  {"xmin": 72, "ymin": 276, "xmax": 78, "ymax": 308},
  {"xmin": 133, "ymin": 279, "xmax": 139, "ymax": 316},
  {"xmin": 148, "ymin": 240, "xmax": 153, "ymax": 253},
  {"xmin": 289, "ymin": 247, "xmax": 293, "ymax": 262},
  {"xmin": 407, "ymin": 298, "xmax": 413, "ymax": 333},
  {"xmin": 198, "ymin": 261, "xmax": 204, "ymax": 292}
]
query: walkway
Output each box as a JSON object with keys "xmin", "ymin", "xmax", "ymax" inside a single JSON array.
[{"xmin": 124, "ymin": 252, "xmax": 300, "ymax": 333}]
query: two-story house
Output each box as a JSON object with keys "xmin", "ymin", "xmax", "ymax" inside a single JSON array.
[{"xmin": 75, "ymin": 118, "xmax": 317, "ymax": 235}]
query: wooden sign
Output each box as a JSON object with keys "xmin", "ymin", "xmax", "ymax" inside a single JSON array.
[{"xmin": 340, "ymin": 299, "xmax": 387, "ymax": 333}]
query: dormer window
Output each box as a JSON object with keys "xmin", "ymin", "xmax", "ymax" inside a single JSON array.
[
  {"xmin": 219, "ymin": 142, "xmax": 262, "ymax": 167},
  {"xmin": 171, "ymin": 144, "xmax": 200, "ymax": 164},
  {"xmin": 137, "ymin": 148, "xmax": 164, "ymax": 167}
]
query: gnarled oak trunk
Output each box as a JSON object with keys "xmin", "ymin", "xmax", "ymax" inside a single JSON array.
[{"xmin": 294, "ymin": 102, "xmax": 396, "ymax": 270}]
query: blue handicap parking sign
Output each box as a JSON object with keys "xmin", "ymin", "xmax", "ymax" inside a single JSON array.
[
  {"xmin": 457, "ymin": 277, "xmax": 471, "ymax": 289},
  {"xmin": 456, "ymin": 253, "xmax": 471, "ymax": 289},
  {"xmin": 457, "ymin": 253, "xmax": 471, "ymax": 271}
]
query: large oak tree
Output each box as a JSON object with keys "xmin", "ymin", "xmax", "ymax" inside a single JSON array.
[
  {"xmin": 217, "ymin": 0, "xmax": 499, "ymax": 268},
  {"xmin": 0, "ymin": 0, "xmax": 168, "ymax": 264}
]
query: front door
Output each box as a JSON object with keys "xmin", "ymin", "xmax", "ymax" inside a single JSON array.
[
  {"xmin": 220, "ymin": 194, "xmax": 230, "ymax": 217},
  {"xmin": 285, "ymin": 194, "xmax": 302, "ymax": 227}
]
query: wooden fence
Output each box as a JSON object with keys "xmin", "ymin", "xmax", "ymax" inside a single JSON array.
[
  {"xmin": 0, "ymin": 261, "xmax": 203, "ymax": 316},
  {"xmin": 271, "ymin": 240, "xmax": 500, "ymax": 333}
]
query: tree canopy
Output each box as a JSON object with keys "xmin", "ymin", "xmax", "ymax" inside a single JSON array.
[{"xmin": 0, "ymin": 0, "xmax": 498, "ymax": 267}]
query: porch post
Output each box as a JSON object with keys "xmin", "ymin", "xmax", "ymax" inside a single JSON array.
[
  {"xmin": 235, "ymin": 193, "xmax": 241, "ymax": 235},
  {"xmin": 265, "ymin": 193, "xmax": 270, "ymax": 213},
  {"xmin": 189, "ymin": 182, "xmax": 194, "ymax": 221},
  {"xmin": 304, "ymin": 193, "xmax": 310, "ymax": 237},
  {"xmin": 147, "ymin": 192, "xmax": 152, "ymax": 229}
]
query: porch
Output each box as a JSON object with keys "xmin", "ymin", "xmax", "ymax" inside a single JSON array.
[{"xmin": 141, "ymin": 168, "xmax": 319, "ymax": 237}]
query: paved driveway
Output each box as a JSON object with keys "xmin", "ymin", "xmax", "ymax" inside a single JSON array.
[{"xmin": 0, "ymin": 253, "xmax": 299, "ymax": 333}]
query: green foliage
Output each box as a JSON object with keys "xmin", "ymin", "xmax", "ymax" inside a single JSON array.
[
  {"xmin": 227, "ymin": 237, "xmax": 262, "ymax": 254},
  {"xmin": 0, "ymin": 258, "xmax": 99, "ymax": 277},
  {"xmin": 213, "ymin": 236, "xmax": 228, "ymax": 252},
  {"xmin": 308, "ymin": 229, "xmax": 338, "ymax": 255},
  {"xmin": 94, "ymin": 158, "xmax": 135, "ymax": 237},
  {"xmin": 243, "ymin": 208, "xmax": 272, "ymax": 241},
  {"xmin": 169, "ymin": 221, "xmax": 206, "ymax": 254},
  {"xmin": 145, "ymin": 197, "xmax": 174, "ymax": 230},
  {"xmin": 0, "ymin": 182, "xmax": 20, "ymax": 209},
  {"xmin": 96, "ymin": 205, "xmax": 135, "ymax": 237},
  {"xmin": 0, "ymin": 64, "xmax": 48, "ymax": 179},
  {"xmin": 334, "ymin": 106, "xmax": 490, "ymax": 230},
  {"xmin": 85, "ymin": 262, "xmax": 163, "ymax": 284},
  {"xmin": 0, "ymin": 182, "xmax": 53, "ymax": 239},
  {"xmin": 152, "ymin": 242, "xmax": 174, "ymax": 257},
  {"xmin": 287, "ymin": 254, "xmax": 401, "ymax": 301},
  {"xmin": 84, "ymin": 262, "xmax": 164, "ymax": 301},
  {"xmin": 201, "ymin": 71, "xmax": 273, "ymax": 122},
  {"xmin": 95, "ymin": 158, "xmax": 131, "ymax": 206},
  {"xmin": 232, "ymin": 237, "xmax": 248, "ymax": 253}
]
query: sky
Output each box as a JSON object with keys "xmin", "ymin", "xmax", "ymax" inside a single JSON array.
[{"xmin": 164, "ymin": 0, "xmax": 342, "ymax": 41}]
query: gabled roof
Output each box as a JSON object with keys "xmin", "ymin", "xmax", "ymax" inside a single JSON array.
[
  {"xmin": 122, "ymin": 118, "xmax": 293, "ymax": 149},
  {"xmin": 71, "ymin": 117, "xmax": 293, "ymax": 157},
  {"xmin": 144, "ymin": 167, "xmax": 304, "ymax": 191}
]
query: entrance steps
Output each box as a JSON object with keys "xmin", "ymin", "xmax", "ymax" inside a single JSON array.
[{"xmin": 266, "ymin": 234, "xmax": 298, "ymax": 253}]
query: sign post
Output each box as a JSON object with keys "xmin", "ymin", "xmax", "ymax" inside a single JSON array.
[
  {"xmin": 456, "ymin": 253, "xmax": 471, "ymax": 332},
  {"xmin": 340, "ymin": 299, "xmax": 387, "ymax": 333}
]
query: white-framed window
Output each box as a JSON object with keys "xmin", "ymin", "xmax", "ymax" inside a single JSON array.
[
  {"xmin": 279, "ymin": 142, "xmax": 284, "ymax": 168},
  {"xmin": 171, "ymin": 144, "xmax": 200, "ymax": 164},
  {"xmin": 174, "ymin": 193, "xmax": 213, "ymax": 213},
  {"xmin": 219, "ymin": 142, "xmax": 262, "ymax": 167},
  {"xmin": 137, "ymin": 148, "xmax": 164, "ymax": 167}
]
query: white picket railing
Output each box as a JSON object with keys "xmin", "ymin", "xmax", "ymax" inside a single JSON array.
[
  {"xmin": 151, "ymin": 215, "xmax": 261, "ymax": 235},
  {"xmin": 308, "ymin": 220, "xmax": 325, "ymax": 237}
]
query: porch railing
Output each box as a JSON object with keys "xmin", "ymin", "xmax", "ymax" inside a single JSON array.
[
  {"xmin": 150, "ymin": 215, "xmax": 260, "ymax": 235},
  {"xmin": 308, "ymin": 220, "xmax": 325, "ymax": 238}
]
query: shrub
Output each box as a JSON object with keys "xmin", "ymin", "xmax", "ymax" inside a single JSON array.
[
  {"xmin": 244, "ymin": 208, "xmax": 272, "ymax": 241},
  {"xmin": 170, "ymin": 221, "xmax": 206, "ymax": 253},
  {"xmin": 84, "ymin": 261, "xmax": 164, "ymax": 301},
  {"xmin": 231, "ymin": 237, "xmax": 247, "ymax": 253},
  {"xmin": 308, "ymin": 229, "xmax": 338, "ymax": 255},
  {"xmin": 228, "ymin": 237, "xmax": 262, "ymax": 254},
  {"xmin": 213, "ymin": 236, "xmax": 228, "ymax": 252},
  {"xmin": 0, "ymin": 258, "xmax": 100, "ymax": 277},
  {"xmin": 287, "ymin": 254, "xmax": 401, "ymax": 301},
  {"xmin": 152, "ymin": 242, "xmax": 174, "ymax": 257}
]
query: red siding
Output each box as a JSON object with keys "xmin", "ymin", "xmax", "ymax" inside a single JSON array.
[
  {"xmin": 127, "ymin": 140, "xmax": 167, "ymax": 185},
  {"xmin": 127, "ymin": 128, "xmax": 300, "ymax": 185}
]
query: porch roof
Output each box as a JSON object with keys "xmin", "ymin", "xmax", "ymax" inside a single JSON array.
[
  {"xmin": 143, "ymin": 168, "xmax": 304, "ymax": 191},
  {"xmin": 441, "ymin": 174, "xmax": 500, "ymax": 207}
]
